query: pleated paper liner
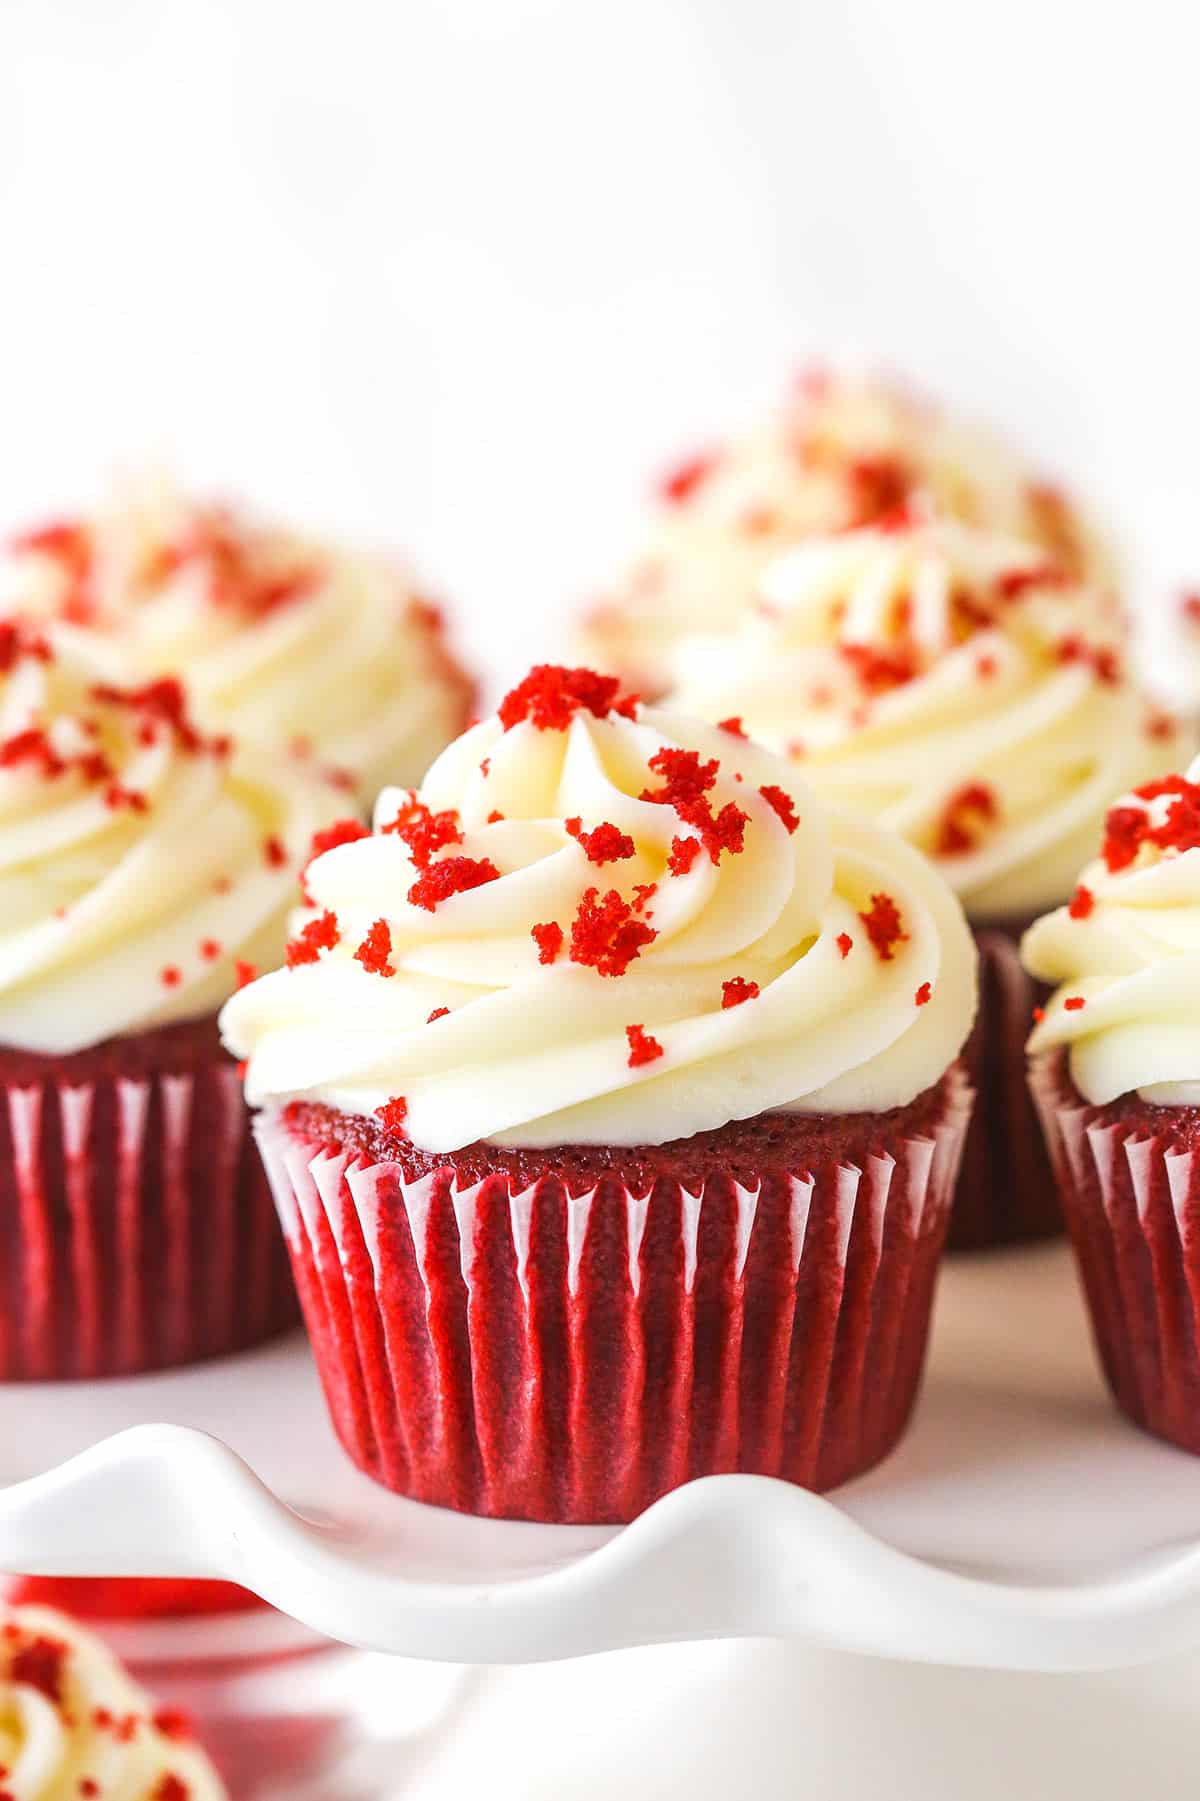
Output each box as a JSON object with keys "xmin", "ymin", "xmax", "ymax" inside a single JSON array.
[
  {"xmin": 1030, "ymin": 1049, "xmax": 1200, "ymax": 1455},
  {"xmin": 952, "ymin": 922, "xmax": 1058, "ymax": 1251},
  {"xmin": 0, "ymin": 1018, "xmax": 298, "ymax": 1380},
  {"xmin": 256, "ymin": 1067, "xmax": 974, "ymax": 1525}
]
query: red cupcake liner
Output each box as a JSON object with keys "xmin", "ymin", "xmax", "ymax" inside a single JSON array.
[
  {"xmin": 1030, "ymin": 1051, "xmax": 1200, "ymax": 1454},
  {"xmin": 0, "ymin": 1035, "xmax": 298, "ymax": 1380},
  {"xmin": 951, "ymin": 923, "xmax": 1059, "ymax": 1251},
  {"xmin": 255, "ymin": 1069, "xmax": 973, "ymax": 1524}
]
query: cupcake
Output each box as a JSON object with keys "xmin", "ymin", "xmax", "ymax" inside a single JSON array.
[
  {"xmin": 0, "ymin": 625, "xmax": 343, "ymax": 1377},
  {"xmin": 580, "ymin": 369, "xmax": 1109, "ymax": 693},
  {"xmin": 1024, "ymin": 758, "xmax": 1200, "ymax": 1456},
  {"xmin": 668, "ymin": 517, "xmax": 1187, "ymax": 1249},
  {"xmin": 223, "ymin": 664, "xmax": 977, "ymax": 1523},
  {"xmin": 1, "ymin": 480, "xmax": 475, "ymax": 806},
  {"xmin": 0, "ymin": 1601, "xmax": 226, "ymax": 1797}
]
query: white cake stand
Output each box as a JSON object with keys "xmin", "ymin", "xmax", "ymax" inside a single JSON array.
[{"xmin": 2, "ymin": 1243, "xmax": 1200, "ymax": 1675}]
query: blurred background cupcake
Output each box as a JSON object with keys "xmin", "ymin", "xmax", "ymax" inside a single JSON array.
[
  {"xmin": 0, "ymin": 628, "xmax": 342, "ymax": 1378},
  {"xmin": 664, "ymin": 516, "xmax": 1187, "ymax": 1249},
  {"xmin": 0, "ymin": 1598, "xmax": 227, "ymax": 1797},
  {"xmin": 1024, "ymin": 757, "xmax": 1200, "ymax": 1457},
  {"xmin": 224, "ymin": 664, "xmax": 977, "ymax": 1523},
  {"xmin": 578, "ymin": 370, "xmax": 1111, "ymax": 696},
  {"xmin": 1, "ymin": 479, "xmax": 476, "ymax": 808}
]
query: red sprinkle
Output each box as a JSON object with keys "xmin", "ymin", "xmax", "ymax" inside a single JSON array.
[
  {"xmin": 915, "ymin": 981, "xmax": 932, "ymax": 1007},
  {"xmin": 836, "ymin": 932, "xmax": 853, "ymax": 958},
  {"xmin": 498, "ymin": 665, "xmax": 639, "ymax": 732},
  {"xmin": 531, "ymin": 921, "xmax": 564, "ymax": 964},
  {"xmin": 354, "ymin": 918, "xmax": 395, "ymax": 977},
  {"xmin": 759, "ymin": 783, "xmax": 800, "ymax": 834},
  {"xmin": 1068, "ymin": 884, "xmax": 1095, "ymax": 920},
  {"xmin": 858, "ymin": 892, "xmax": 908, "ymax": 962},
  {"xmin": 427, "ymin": 1006, "xmax": 450, "ymax": 1022},
  {"xmin": 722, "ymin": 977, "xmax": 760, "ymax": 1008},
  {"xmin": 381, "ymin": 794, "xmax": 463, "ymax": 869},
  {"xmin": 1064, "ymin": 995, "xmax": 1086, "ymax": 1011},
  {"xmin": 285, "ymin": 910, "xmax": 340, "ymax": 967},
  {"xmin": 1102, "ymin": 773, "xmax": 1200, "ymax": 871},
  {"xmin": 570, "ymin": 887, "xmax": 657, "ymax": 977},
  {"xmin": 375, "ymin": 1096, "xmax": 409, "ymax": 1134},
  {"xmin": 626, "ymin": 1023, "xmax": 665, "ymax": 1067},
  {"xmin": 160, "ymin": 965, "xmax": 182, "ymax": 988},
  {"xmin": 717, "ymin": 716, "xmax": 748, "ymax": 738},
  {"xmin": 487, "ymin": 809, "xmax": 505, "ymax": 823},
  {"xmin": 565, "ymin": 817, "xmax": 636, "ymax": 865},
  {"xmin": 658, "ymin": 450, "xmax": 718, "ymax": 505},
  {"xmin": 407, "ymin": 856, "xmax": 500, "ymax": 912},
  {"xmin": 668, "ymin": 835, "xmax": 702, "ymax": 876}
]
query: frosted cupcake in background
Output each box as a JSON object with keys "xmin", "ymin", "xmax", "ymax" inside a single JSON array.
[
  {"xmin": 224, "ymin": 664, "xmax": 977, "ymax": 1523},
  {"xmin": 668, "ymin": 517, "xmax": 1187, "ymax": 1249},
  {"xmin": 579, "ymin": 369, "xmax": 1110, "ymax": 694},
  {"xmin": 0, "ymin": 1601, "xmax": 226, "ymax": 1798},
  {"xmin": 1024, "ymin": 758, "xmax": 1200, "ymax": 1457},
  {"xmin": 2, "ymin": 480, "xmax": 476, "ymax": 806},
  {"xmin": 0, "ymin": 628, "xmax": 344, "ymax": 1377}
]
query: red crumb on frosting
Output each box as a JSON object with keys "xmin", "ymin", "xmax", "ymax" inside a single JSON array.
[
  {"xmin": 915, "ymin": 981, "xmax": 932, "ymax": 1007},
  {"xmin": 845, "ymin": 455, "xmax": 913, "ymax": 526},
  {"xmin": 1068, "ymin": 884, "xmax": 1095, "ymax": 919},
  {"xmin": 718, "ymin": 716, "xmax": 748, "ymax": 737},
  {"xmin": 658, "ymin": 450, "xmax": 718, "ymax": 505},
  {"xmin": 836, "ymin": 932, "xmax": 853, "ymax": 958},
  {"xmin": 381, "ymin": 793, "xmax": 463, "ymax": 869},
  {"xmin": 975, "ymin": 651, "xmax": 998, "ymax": 679},
  {"xmin": 199, "ymin": 937, "xmax": 222, "ymax": 961},
  {"xmin": 160, "ymin": 966, "xmax": 182, "ymax": 988},
  {"xmin": 427, "ymin": 1006, "xmax": 450, "ymax": 1022},
  {"xmin": 668, "ymin": 835, "xmax": 702, "ymax": 876},
  {"xmin": 640, "ymin": 747, "xmax": 748, "ymax": 865},
  {"xmin": 0, "ymin": 618, "xmax": 54, "ymax": 671},
  {"xmin": 303, "ymin": 818, "xmax": 369, "ymax": 894},
  {"xmin": 354, "ymin": 918, "xmax": 395, "ymax": 977},
  {"xmin": 759, "ymin": 783, "xmax": 799, "ymax": 834},
  {"xmin": 565, "ymin": 817, "xmax": 636, "ymax": 864},
  {"xmin": 838, "ymin": 640, "xmax": 920, "ymax": 695},
  {"xmin": 375, "ymin": 1096, "xmax": 408, "ymax": 1134},
  {"xmin": 994, "ymin": 563, "xmax": 1068, "ymax": 601},
  {"xmin": 235, "ymin": 959, "xmax": 258, "ymax": 989},
  {"xmin": 152, "ymin": 1708, "xmax": 193, "ymax": 1742},
  {"xmin": 487, "ymin": 809, "xmax": 505, "ymax": 822},
  {"xmin": 625, "ymin": 1024, "xmax": 665, "ymax": 1067},
  {"xmin": 8, "ymin": 1633, "xmax": 68, "ymax": 1705},
  {"xmin": 152, "ymin": 1776, "xmax": 190, "ymax": 1801},
  {"xmin": 262, "ymin": 835, "xmax": 288, "ymax": 869},
  {"xmin": 498, "ymin": 665, "xmax": 639, "ymax": 732},
  {"xmin": 10, "ymin": 520, "xmax": 95, "ymax": 621},
  {"xmin": 531, "ymin": 921, "xmax": 564, "ymax": 964},
  {"xmin": 570, "ymin": 887, "xmax": 657, "ymax": 977},
  {"xmin": 722, "ymin": 977, "xmax": 760, "ymax": 1008},
  {"xmin": 92, "ymin": 676, "xmax": 227, "ymax": 757},
  {"xmin": 1102, "ymin": 773, "xmax": 1200, "ymax": 871},
  {"xmin": 631, "ymin": 881, "xmax": 657, "ymax": 913},
  {"xmin": 285, "ymin": 910, "xmax": 340, "ymax": 968},
  {"xmin": 1064, "ymin": 995, "xmax": 1086, "ymax": 1011},
  {"xmin": 407, "ymin": 856, "xmax": 500, "ymax": 912},
  {"xmin": 1145, "ymin": 710, "xmax": 1176, "ymax": 741},
  {"xmin": 935, "ymin": 782, "xmax": 998, "ymax": 856},
  {"xmin": 858, "ymin": 892, "xmax": 908, "ymax": 961},
  {"xmin": 1032, "ymin": 1005, "xmax": 1045, "ymax": 1023},
  {"xmin": 1055, "ymin": 634, "xmax": 1122, "ymax": 685},
  {"xmin": 104, "ymin": 783, "xmax": 148, "ymax": 813},
  {"xmin": 79, "ymin": 1781, "xmax": 100, "ymax": 1797}
]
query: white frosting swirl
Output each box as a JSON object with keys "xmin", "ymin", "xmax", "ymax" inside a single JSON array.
[
  {"xmin": 670, "ymin": 519, "xmax": 1185, "ymax": 919},
  {"xmin": 0, "ymin": 1603, "xmax": 226, "ymax": 1800},
  {"xmin": 1023, "ymin": 756, "xmax": 1200, "ymax": 1104},
  {"xmin": 580, "ymin": 371, "xmax": 1110, "ymax": 688},
  {"xmin": 1, "ymin": 481, "xmax": 473, "ymax": 804},
  {"xmin": 0, "ymin": 633, "xmax": 342, "ymax": 1054},
  {"xmin": 222, "ymin": 676, "xmax": 977, "ymax": 1150}
]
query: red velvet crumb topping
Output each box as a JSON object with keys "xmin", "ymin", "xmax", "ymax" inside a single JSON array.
[
  {"xmin": 427, "ymin": 1006, "xmax": 450, "ymax": 1022},
  {"xmin": 531, "ymin": 921, "xmax": 564, "ymax": 964},
  {"xmin": 758, "ymin": 783, "xmax": 799, "ymax": 834},
  {"xmin": 1068, "ymin": 884, "xmax": 1095, "ymax": 919},
  {"xmin": 658, "ymin": 451, "xmax": 718, "ymax": 505},
  {"xmin": 0, "ymin": 619, "xmax": 53, "ymax": 671},
  {"xmin": 565, "ymin": 817, "xmax": 636, "ymax": 864},
  {"xmin": 838, "ymin": 640, "xmax": 921, "ymax": 695},
  {"xmin": 625, "ymin": 1024, "xmax": 664, "ymax": 1067},
  {"xmin": 915, "ymin": 981, "xmax": 932, "ymax": 1006},
  {"xmin": 235, "ymin": 959, "xmax": 258, "ymax": 989},
  {"xmin": 262, "ymin": 834, "xmax": 288, "ymax": 869},
  {"xmin": 285, "ymin": 910, "xmax": 340, "ymax": 967},
  {"xmin": 640, "ymin": 747, "xmax": 748, "ymax": 865},
  {"xmin": 858, "ymin": 892, "xmax": 908, "ymax": 961},
  {"xmin": 381, "ymin": 793, "xmax": 463, "ymax": 868},
  {"xmin": 936, "ymin": 782, "xmax": 998, "ymax": 856},
  {"xmin": 407, "ymin": 856, "xmax": 500, "ymax": 912},
  {"xmin": 1064, "ymin": 995, "xmax": 1086, "ymax": 1011},
  {"xmin": 303, "ymin": 818, "xmax": 369, "ymax": 896},
  {"xmin": 570, "ymin": 887, "xmax": 657, "ymax": 977},
  {"xmin": 498, "ymin": 665, "xmax": 639, "ymax": 732},
  {"xmin": 1102, "ymin": 773, "xmax": 1200, "ymax": 871},
  {"xmin": 160, "ymin": 966, "xmax": 182, "ymax": 988},
  {"xmin": 718, "ymin": 716, "xmax": 748, "ymax": 737},
  {"xmin": 667, "ymin": 835, "xmax": 702, "ymax": 876},
  {"xmin": 8, "ymin": 1633, "xmax": 68, "ymax": 1705},
  {"xmin": 92, "ymin": 676, "xmax": 228, "ymax": 756},
  {"xmin": 376, "ymin": 1096, "xmax": 408, "ymax": 1133},
  {"xmin": 836, "ymin": 932, "xmax": 852, "ymax": 958},
  {"xmin": 722, "ymin": 977, "xmax": 760, "ymax": 1008},
  {"xmin": 354, "ymin": 918, "xmax": 395, "ymax": 977}
]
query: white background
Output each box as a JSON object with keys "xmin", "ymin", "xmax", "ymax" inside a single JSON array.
[
  {"xmin": 1, "ymin": 0, "xmax": 1198, "ymax": 699},
  {"xmin": 3, "ymin": 6, "xmax": 1199, "ymax": 1796}
]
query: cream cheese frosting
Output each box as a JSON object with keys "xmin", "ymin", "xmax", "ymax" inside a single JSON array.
[
  {"xmin": 580, "ymin": 370, "xmax": 1110, "ymax": 689},
  {"xmin": 222, "ymin": 664, "xmax": 977, "ymax": 1150},
  {"xmin": 1023, "ymin": 758, "xmax": 1200, "ymax": 1105},
  {"xmin": 1, "ymin": 481, "xmax": 474, "ymax": 804},
  {"xmin": 0, "ymin": 1602, "xmax": 226, "ymax": 1799},
  {"xmin": 669, "ymin": 519, "xmax": 1186, "ymax": 920},
  {"xmin": 0, "ymin": 626, "xmax": 343, "ymax": 1054}
]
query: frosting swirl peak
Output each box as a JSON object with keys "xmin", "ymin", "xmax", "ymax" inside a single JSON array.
[{"xmin": 222, "ymin": 665, "xmax": 977, "ymax": 1151}]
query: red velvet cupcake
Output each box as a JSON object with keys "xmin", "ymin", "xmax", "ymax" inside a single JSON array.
[
  {"xmin": 0, "ymin": 629, "xmax": 343, "ymax": 1377},
  {"xmin": 225, "ymin": 666, "xmax": 978, "ymax": 1523},
  {"xmin": 1025, "ymin": 759, "xmax": 1200, "ymax": 1455},
  {"xmin": 665, "ymin": 518, "xmax": 1185, "ymax": 1249}
]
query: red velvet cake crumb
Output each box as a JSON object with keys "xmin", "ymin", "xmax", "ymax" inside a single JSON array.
[
  {"xmin": 303, "ymin": 818, "xmax": 369, "ymax": 894},
  {"xmin": 159, "ymin": 966, "xmax": 182, "ymax": 989},
  {"xmin": 285, "ymin": 910, "xmax": 340, "ymax": 967},
  {"xmin": 407, "ymin": 856, "xmax": 500, "ymax": 912},
  {"xmin": 722, "ymin": 977, "xmax": 760, "ymax": 1008},
  {"xmin": 936, "ymin": 782, "xmax": 998, "ymax": 856},
  {"xmin": 564, "ymin": 818, "xmax": 636, "ymax": 864},
  {"xmin": 569, "ymin": 887, "xmax": 656, "ymax": 976},
  {"xmin": 915, "ymin": 981, "xmax": 932, "ymax": 1006},
  {"xmin": 625, "ymin": 1023, "xmax": 664, "ymax": 1067},
  {"xmin": 718, "ymin": 716, "xmax": 748, "ymax": 737},
  {"xmin": 376, "ymin": 1096, "xmax": 408, "ymax": 1133},
  {"xmin": 858, "ymin": 892, "xmax": 908, "ymax": 961},
  {"xmin": 758, "ymin": 783, "xmax": 799, "ymax": 834},
  {"xmin": 8, "ymin": 1633, "xmax": 68, "ymax": 1705},
  {"xmin": 381, "ymin": 793, "xmax": 463, "ymax": 867},
  {"xmin": 354, "ymin": 918, "xmax": 395, "ymax": 977},
  {"xmin": 531, "ymin": 921, "xmax": 564, "ymax": 964},
  {"xmin": 657, "ymin": 450, "xmax": 717, "ymax": 504},
  {"xmin": 836, "ymin": 932, "xmax": 853, "ymax": 958},
  {"xmin": 427, "ymin": 1006, "xmax": 450, "ymax": 1022},
  {"xmin": 1102, "ymin": 772, "xmax": 1200, "ymax": 871},
  {"xmin": 498, "ymin": 665, "xmax": 639, "ymax": 732},
  {"xmin": 235, "ymin": 959, "xmax": 258, "ymax": 988},
  {"xmin": 668, "ymin": 835, "xmax": 702, "ymax": 876},
  {"xmin": 838, "ymin": 640, "xmax": 920, "ymax": 695},
  {"xmin": 1068, "ymin": 884, "xmax": 1095, "ymax": 919},
  {"xmin": 262, "ymin": 834, "xmax": 288, "ymax": 869},
  {"xmin": 1064, "ymin": 995, "xmax": 1086, "ymax": 1010}
]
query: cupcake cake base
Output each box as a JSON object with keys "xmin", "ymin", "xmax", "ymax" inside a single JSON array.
[
  {"xmin": 256, "ymin": 1068, "xmax": 973, "ymax": 1525},
  {"xmin": 952, "ymin": 921, "xmax": 1059, "ymax": 1251},
  {"xmin": 0, "ymin": 1017, "xmax": 298, "ymax": 1380},
  {"xmin": 1030, "ymin": 1050, "xmax": 1200, "ymax": 1457}
]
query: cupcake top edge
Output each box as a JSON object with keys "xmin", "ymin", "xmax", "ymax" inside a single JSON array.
[
  {"xmin": 0, "ymin": 631, "xmax": 344, "ymax": 1055},
  {"xmin": 1023, "ymin": 755, "xmax": 1200, "ymax": 1106},
  {"xmin": 221, "ymin": 663, "xmax": 979, "ymax": 1154},
  {"xmin": 1, "ymin": 477, "xmax": 476, "ymax": 803},
  {"xmin": 0, "ymin": 1600, "xmax": 227, "ymax": 1799},
  {"xmin": 665, "ymin": 515, "xmax": 1187, "ymax": 920}
]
